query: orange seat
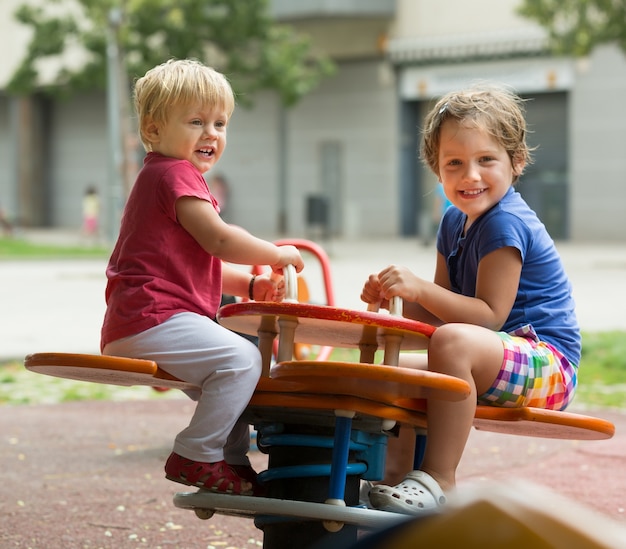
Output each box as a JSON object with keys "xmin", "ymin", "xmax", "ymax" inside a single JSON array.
[
  {"xmin": 24, "ymin": 352, "xmax": 196, "ymax": 390},
  {"xmin": 270, "ymin": 360, "xmax": 470, "ymax": 403},
  {"xmin": 24, "ymin": 352, "xmax": 615, "ymax": 441},
  {"xmin": 473, "ymin": 405, "xmax": 615, "ymax": 440},
  {"xmin": 249, "ymin": 362, "xmax": 470, "ymax": 432},
  {"xmin": 268, "ymin": 361, "xmax": 615, "ymax": 440},
  {"xmin": 249, "ymin": 390, "xmax": 429, "ymax": 430}
]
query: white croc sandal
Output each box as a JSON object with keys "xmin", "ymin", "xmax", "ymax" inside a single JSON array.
[
  {"xmin": 369, "ymin": 471, "xmax": 447, "ymax": 515},
  {"xmin": 358, "ymin": 480, "xmax": 374, "ymax": 508}
]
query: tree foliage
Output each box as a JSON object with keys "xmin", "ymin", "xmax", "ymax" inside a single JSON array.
[
  {"xmin": 518, "ymin": 0, "xmax": 626, "ymax": 56},
  {"xmin": 8, "ymin": 0, "xmax": 335, "ymax": 107}
]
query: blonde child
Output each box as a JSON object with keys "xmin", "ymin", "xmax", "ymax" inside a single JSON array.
[
  {"xmin": 360, "ymin": 85, "xmax": 579, "ymax": 514},
  {"xmin": 101, "ymin": 59, "xmax": 304, "ymax": 496}
]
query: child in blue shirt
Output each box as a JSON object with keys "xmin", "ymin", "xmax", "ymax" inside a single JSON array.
[{"xmin": 360, "ymin": 85, "xmax": 580, "ymax": 514}]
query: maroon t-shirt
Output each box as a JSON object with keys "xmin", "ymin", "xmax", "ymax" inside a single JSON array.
[{"xmin": 101, "ymin": 153, "xmax": 222, "ymax": 350}]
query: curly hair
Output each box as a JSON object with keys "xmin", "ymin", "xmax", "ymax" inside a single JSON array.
[
  {"xmin": 421, "ymin": 84, "xmax": 534, "ymax": 182},
  {"xmin": 134, "ymin": 59, "xmax": 235, "ymax": 152}
]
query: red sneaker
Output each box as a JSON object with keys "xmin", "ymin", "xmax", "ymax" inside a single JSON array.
[{"xmin": 164, "ymin": 452, "xmax": 253, "ymax": 495}]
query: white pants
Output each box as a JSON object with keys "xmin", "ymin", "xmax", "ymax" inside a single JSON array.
[{"xmin": 103, "ymin": 312, "xmax": 261, "ymax": 465}]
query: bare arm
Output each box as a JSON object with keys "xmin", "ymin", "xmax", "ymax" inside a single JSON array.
[
  {"xmin": 372, "ymin": 246, "xmax": 521, "ymax": 330},
  {"xmin": 175, "ymin": 196, "xmax": 303, "ymax": 273},
  {"xmin": 400, "ymin": 251, "xmax": 450, "ymax": 324},
  {"xmin": 362, "ymin": 251, "xmax": 450, "ymax": 326},
  {"xmin": 221, "ymin": 264, "xmax": 255, "ymax": 298}
]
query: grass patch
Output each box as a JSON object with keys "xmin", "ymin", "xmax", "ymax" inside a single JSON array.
[
  {"xmin": 0, "ymin": 236, "xmax": 109, "ymax": 259},
  {"xmin": 0, "ymin": 360, "xmax": 181, "ymax": 406},
  {"xmin": 579, "ymin": 332, "xmax": 626, "ymax": 384},
  {"xmin": 1, "ymin": 331, "xmax": 625, "ymax": 408},
  {"xmin": 575, "ymin": 331, "xmax": 626, "ymax": 409}
]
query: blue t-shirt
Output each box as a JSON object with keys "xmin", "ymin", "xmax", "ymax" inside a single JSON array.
[{"xmin": 437, "ymin": 186, "xmax": 581, "ymax": 365}]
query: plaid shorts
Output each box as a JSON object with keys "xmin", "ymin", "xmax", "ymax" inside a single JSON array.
[{"xmin": 477, "ymin": 324, "xmax": 578, "ymax": 411}]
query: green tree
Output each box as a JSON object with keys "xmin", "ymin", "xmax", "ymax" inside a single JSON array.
[
  {"xmin": 8, "ymin": 0, "xmax": 334, "ymax": 107},
  {"xmin": 518, "ymin": 0, "xmax": 626, "ymax": 56},
  {"xmin": 9, "ymin": 0, "xmax": 334, "ymax": 234}
]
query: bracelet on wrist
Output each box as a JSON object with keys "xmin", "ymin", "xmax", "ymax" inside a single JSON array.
[{"xmin": 248, "ymin": 275, "xmax": 257, "ymax": 300}]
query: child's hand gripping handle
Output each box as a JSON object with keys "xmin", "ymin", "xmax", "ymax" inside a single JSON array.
[{"xmin": 270, "ymin": 264, "xmax": 298, "ymax": 303}]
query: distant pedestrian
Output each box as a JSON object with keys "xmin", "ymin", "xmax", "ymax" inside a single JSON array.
[
  {"xmin": 82, "ymin": 186, "xmax": 100, "ymax": 242},
  {"xmin": 0, "ymin": 203, "xmax": 13, "ymax": 236}
]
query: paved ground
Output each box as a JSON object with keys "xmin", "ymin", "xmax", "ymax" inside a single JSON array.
[
  {"xmin": 1, "ymin": 399, "xmax": 625, "ymax": 548},
  {"xmin": 2, "ymin": 232, "xmax": 626, "ymax": 547}
]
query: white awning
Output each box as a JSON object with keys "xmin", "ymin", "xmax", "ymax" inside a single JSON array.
[{"xmin": 388, "ymin": 28, "xmax": 549, "ymax": 65}]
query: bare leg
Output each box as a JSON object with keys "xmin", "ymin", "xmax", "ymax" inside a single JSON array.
[
  {"xmin": 369, "ymin": 325, "xmax": 504, "ymax": 512},
  {"xmin": 419, "ymin": 323, "xmax": 504, "ymax": 492}
]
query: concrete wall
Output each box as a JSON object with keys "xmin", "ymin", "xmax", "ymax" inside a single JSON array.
[
  {"xmin": 570, "ymin": 45, "xmax": 626, "ymax": 241},
  {"xmin": 393, "ymin": 0, "xmax": 531, "ymax": 38},
  {"xmin": 1, "ymin": 0, "xmax": 625, "ymax": 241},
  {"xmin": 217, "ymin": 60, "xmax": 398, "ymax": 238},
  {"xmin": 48, "ymin": 92, "xmax": 108, "ymax": 229}
]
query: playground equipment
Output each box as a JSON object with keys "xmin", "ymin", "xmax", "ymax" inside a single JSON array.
[{"xmin": 24, "ymin": 239, "xmax": 615, "ymax": 548}]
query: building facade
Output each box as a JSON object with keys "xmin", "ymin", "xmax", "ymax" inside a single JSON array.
[{"xmin": 1, "ymin": 0, "xmax": 624, "ymax": 241}]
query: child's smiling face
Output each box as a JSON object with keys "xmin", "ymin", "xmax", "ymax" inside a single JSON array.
[
  {"xmin": 438, "ymin": 118, "xmax": 524, "ymax": 226},
  {"xmin": 148, "ymin": 102, "xmax": 229, "ymax": 174}
]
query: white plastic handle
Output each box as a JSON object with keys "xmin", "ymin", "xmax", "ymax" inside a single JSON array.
[
  {"xmin": 283, "ymin": 264, "xmax": 298, "ymax": 303},
  {"xmin": 389, "ymin": 296, "xmax": 403, "ymax": 316},
  {"xmin": 367, "ymin": 297, "xmax": 402, "ymax": 316}
]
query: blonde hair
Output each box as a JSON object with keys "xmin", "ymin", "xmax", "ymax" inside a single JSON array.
[
  {"xmin": 134, "ymin": 59, "xmax": 235, "ymax": 151},
  {"xmin": 421, "ymin": 85, "xmax": 533, "ymax": 182}
]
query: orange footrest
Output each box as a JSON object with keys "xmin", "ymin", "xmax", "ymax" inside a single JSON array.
[{"xmin": 24, "ymin": 352, "xmax": 196, "ymax": 390}]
